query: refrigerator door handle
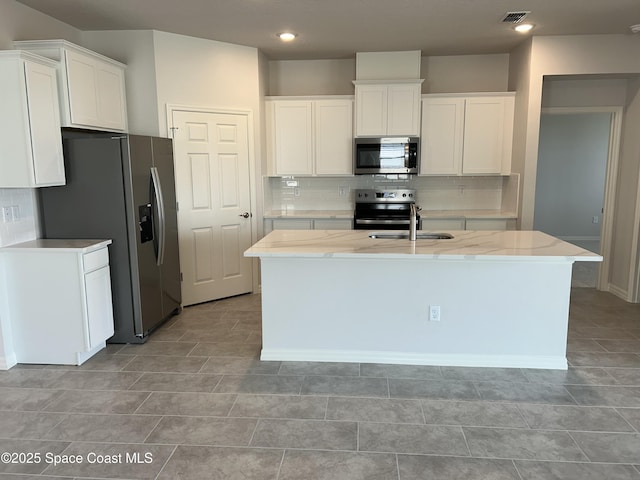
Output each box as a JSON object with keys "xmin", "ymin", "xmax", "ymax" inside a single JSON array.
[{"xmin": 150, "ymin": 166, "xmax": 166, "ymax": 266}]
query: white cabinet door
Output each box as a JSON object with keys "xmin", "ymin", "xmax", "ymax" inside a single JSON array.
[
  {"xmin": 355, "ymin": 82, "xmax": 421, "ymax": 136},
  {"xmin": 267, "ymin": 97, "xmax": 353, "ymax": 176},
  {"xmin": 420, "ymin": 94, "xmax": 514, "ymax": 176},
  {"xmin": 387, "ymin": 83, "xmax": 421, "ymax": 136},
  {"xmin": 14, "ymin": 40, "xmax": 128, "ymax": 132},
  {"xmin": 65, "ymin": 49, "xmax": 101, "ymax": 128},
  {"xmin": 420, "ymin": 98, "xmax": 464, "ymax": 175},
  {"xmin": 84, "ymin": 266, "xmax": 115, "ymax": 350},
  {"xmin": 314, "ymin": 99, "xmax": 353, "ymax": 175},
  {"xmin": 96, "ymin": 61, "xmax": 128, "ymax": 131},
  {"xmin": 0, "ymin": 51, "xmax": 64, "ymax": 188},
  {"xmin": 272, "ymin": 101, "xmax": 314, "ymax": 175},
  {"xmin": 463, "ymin": 97, "xmax": 509, "ymax": 175},
  {"xmin": 355, "ymin": 85, "xmax": 387, "ymax": 136},
  {"xmin": 23, "ymin": 58, "xmax": 65, "ymax": 186}
]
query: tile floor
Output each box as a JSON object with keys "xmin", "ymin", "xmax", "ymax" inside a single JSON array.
[{"xmin": 1, "ymin": 288, "xmax": 640, "ymax": 479}]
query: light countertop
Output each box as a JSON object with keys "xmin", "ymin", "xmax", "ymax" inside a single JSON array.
[
  {"xmin": 245, "ymin": 229, "xmax": 602, "ymax": 262},
  {"xmin": 264, "ymin": 209, "xmax": 517, "ymax": 220},
  {"xmin": 0, "ymin": 239, "xmax": 112, "ymax": 253}
]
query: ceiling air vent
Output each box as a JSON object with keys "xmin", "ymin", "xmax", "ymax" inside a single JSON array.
[{"xmin": 501, "ymin": 11, "xmax": 531, "ymax": 24}]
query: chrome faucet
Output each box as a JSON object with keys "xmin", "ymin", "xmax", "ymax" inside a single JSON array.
[{"xmin": 409, "ymin": 203, "xmax": 419, "ymax": 241}]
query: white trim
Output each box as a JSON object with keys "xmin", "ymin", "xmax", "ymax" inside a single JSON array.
[
  {"xmin": 0, "ymin": 353, "xmax": 17, "ymax": 370},
  {"xmin": 608, "ymin": 283, "xmax": 629, "ymax": 302},
  {"xmin": 557, "ymin": 236, "xmax": 600, "ymax": 243},
  {"xmin": 165, "ymin": 103, "xmax": 259, "ymax": 294},
  {"xmin": 261, "ymin": 349, "xmax": 568, "ymax": 370},
  {"xmin": 539, "ymin": 106, "xmax": 623, "ymax": 294}
]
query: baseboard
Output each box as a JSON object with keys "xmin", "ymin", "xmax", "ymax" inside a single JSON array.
[
  {"xmin": 261, "ymin": 348, "xmax": 568, "ymax": 370},
  {"xmin": 0, "ymin": 352, "xmax": 17, "ymax": 370},
  {"xmin": 608, "ymin": 283, "xmax": 630, "ymax": 302}
]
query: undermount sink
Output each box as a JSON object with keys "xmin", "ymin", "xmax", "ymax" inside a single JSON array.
[{"xmin": 368, "ymin": 232, "xmax": 454, "ymax": 240}]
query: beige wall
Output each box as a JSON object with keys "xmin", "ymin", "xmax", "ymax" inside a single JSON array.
[
  {"xmin": 0, "ymin": 0, "xmax": 81, "ymax": 49},
  {"xmin": 268, "ymin": 54, "xmax": 511, "ymax": 96},
  {"xmin": 82, "ymin": 30, "xmax": 160, "ymax": 137},
  {"xmin": 422, "ymin": 54, "xmax": 509, "ymax": 93},
  {"xmin": 542, "ymin": 78, "xmax": 628, "ymax": 108},
  {"xmin": 268, "ymin": 59, "xmax": 355, "ymax": 95}
]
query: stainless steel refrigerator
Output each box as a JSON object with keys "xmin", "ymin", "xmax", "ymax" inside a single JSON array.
[{"xmin": 39, "ymin": 129, "xmax": 182, "ymax": 343}]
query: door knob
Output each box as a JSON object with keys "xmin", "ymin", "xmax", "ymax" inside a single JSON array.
[{"xmin": 239, "ymin": 212, "xmax": 251, "ymax": 218}]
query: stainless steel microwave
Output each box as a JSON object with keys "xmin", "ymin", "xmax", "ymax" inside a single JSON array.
[{"xmin": 353, "ymin": 137, "xmax": 420, "ymax": 175}]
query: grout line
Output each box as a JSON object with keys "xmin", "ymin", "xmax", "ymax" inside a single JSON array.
[
  {"xmin": 395, "ymin": 453, "xmax": 401, "ymax": 480},
  {"xmin": 511, "ymin": 459, "xmax": 525, "ymax": 480},
  {"xmin": 153, "ymin": 444, "xmax": 179, "ymax": 480},
  {"xmin": 275, "ymin": 449, "xmax": 286, "ymax": 480}
]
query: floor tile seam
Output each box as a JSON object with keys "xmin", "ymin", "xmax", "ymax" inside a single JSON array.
[
  {"xmin": 613, "ymin": 407, "xmax": 640, "ymax": 433},
  {"xmin": 130, "ymin": 392, "xmax": 154, "ymax": 415},
  {"xmin": 140, "ymin": 415, "xmax": 166, "ymax": 444},
  {"xmin": 275, "ymin": 449, "xmax": 286, "ymax": 480},
  {"xmin": 565, "ymin": 430, "xmax": 594, "ymax": 462},
  {"xmin": 459, "ymin": 425, "xmax": 640, "ymax": 436},
  {"xmin": 395, "ymin": 453, "xmax": 401, "ymax": 480},
  {"xmin": 225, "ymin": 393, "xmax": 242, "ymax": 417},
  {"xmin": 246, "ymin": 417, "xmax": 262, "ymax": 447},
  {"xmin": 323, "ymin": 396, "xmax": 329, "ymax": 421},
  {"xmin": 510, "ymin": 459, "xmax": 526, "ymax": 480},
  {"xmin": 458, "ymin": 423, "xmax": 473, "ymax": 457},
  {"xmin": 152, "ymin": 443, "xmax": 179, "ymax": 480}
]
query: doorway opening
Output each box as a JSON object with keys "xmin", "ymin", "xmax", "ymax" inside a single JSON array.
[{"xmin": 533, "ymin": 107, "xmax": 623, "ymax": 290}]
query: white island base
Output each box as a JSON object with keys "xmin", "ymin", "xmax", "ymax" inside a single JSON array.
[{"xmin": 247, "ymin": 230, "xmax": 603, "ymax": 370}]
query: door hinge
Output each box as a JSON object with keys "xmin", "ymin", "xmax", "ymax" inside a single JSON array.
[
  {"xmin": 169, "ymin": 126, "xmax": 179, "ymax": 138},
  {"xmin": 180, "ymin": 272, "xmax": 183, "ymax": 282},
  {"xmin": 176, "ymin": 201, "xmax": 179, "ymax": 211}
]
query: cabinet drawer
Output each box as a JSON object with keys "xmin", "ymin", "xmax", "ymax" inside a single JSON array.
[{"xmin": 83, "ymin": 247, "xmax": 109, "ymax": 272}]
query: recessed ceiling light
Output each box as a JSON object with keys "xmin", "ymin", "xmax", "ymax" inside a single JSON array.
[
  {"xmin": 514, "ymin": 23, "xmax": 534, "ymax": 33},
  {"xmin": 277, "ymin": 32, "xmax": 297, "ymax": 42}
]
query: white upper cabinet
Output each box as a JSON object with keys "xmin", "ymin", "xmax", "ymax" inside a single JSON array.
[
  {"xmin": 0, "ymin": 51, "xmax": 65, "ymax": 187},
  {"xmin": 266, "ymin": 97, "xmax": 353, "ymax": 176},
  {"xmin": 14, "ymin": 40, "xmax": 128, "ymax": 132},
  {"xmin": 354, "ymin": 81, "xmax": 422, "ymax": 137},
  {"xmin": 420, "ymin": 93, "xmax": 515, "ymax": 176}
]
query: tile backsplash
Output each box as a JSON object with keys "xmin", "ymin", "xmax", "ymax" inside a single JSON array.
[
  {"xmin": 0, "ymin": 188, "xmax": 39, "ymax": 247},
  {"xmin": 265, "ymin": 175, "xmax": 519, "ymax": 213}
]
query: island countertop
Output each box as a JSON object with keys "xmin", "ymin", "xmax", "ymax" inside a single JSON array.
[{"xmin": 245, "ymin": 229, "xmax": 602, "ymax": 262}]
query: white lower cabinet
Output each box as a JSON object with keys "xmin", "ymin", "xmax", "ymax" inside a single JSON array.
[
  {"xmin": 466, "ymin": 218, "xmax": 516, "ymax": 231},
  {"xmin": 313, "ymin": 219, "xmax": 353, "ymax": 230},
  {"xmin": 2, "ymin": 240, "xmax": 115, "ymax": 365},
  {"xmin": 421, "ymin": 218, "xmax": 466, "ymax": 231}
]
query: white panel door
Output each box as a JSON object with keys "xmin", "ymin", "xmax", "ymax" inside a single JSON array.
[{"xmin": 172, "ymin": 110, "xmax": 253, "ymax": 306}]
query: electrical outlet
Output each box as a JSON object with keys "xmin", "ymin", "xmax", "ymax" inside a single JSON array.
[
  {"xmin": 294, "ymin": 187, "xmax": 301, "ymax": 197},
  {"xmin": 429, "ymin": 305, "xmax": 441, "ymax": 321},
  {"xmin": 1, "ymin": 206, "xmax": 11, "ymax": 223},
  {"xmin": 339, "ymin": 186, "xmax": 349, "ymax": 197},
  {"xmin": 458, "ymin": 185, "xmax": 465, "ymax": 195},
  {"xmin": 592, "ymin": 216, "xmax": 599, "ymax": 224}
]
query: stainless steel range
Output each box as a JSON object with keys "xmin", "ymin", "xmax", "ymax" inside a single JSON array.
[{"xmin": 353, "ymin": 188, "xmax": 420, "ymax": 230}]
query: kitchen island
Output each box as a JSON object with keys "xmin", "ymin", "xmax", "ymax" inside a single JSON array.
[{"xmin": 245, "ymin": 230, "xmax": 602, "ymax": 369}]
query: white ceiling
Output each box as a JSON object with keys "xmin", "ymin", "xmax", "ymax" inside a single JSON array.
[{"xmin": 16, "ymin": 0, "xmax": 640, "ymax": 60}]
